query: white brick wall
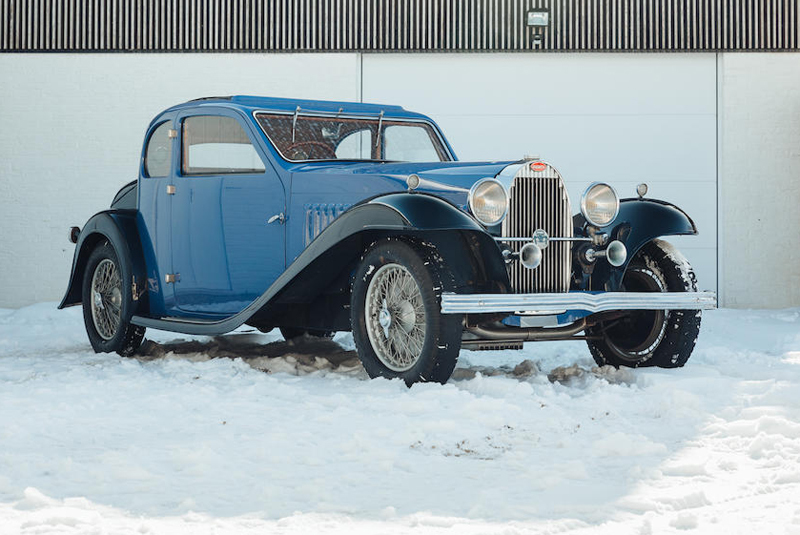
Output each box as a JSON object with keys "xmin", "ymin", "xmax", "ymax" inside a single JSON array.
[{"xmin": 718, "ymin": 53, "xmax": 800, "ymax": 308}]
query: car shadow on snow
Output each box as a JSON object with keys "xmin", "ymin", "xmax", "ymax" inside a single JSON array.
[{"xmin": 134, "ymin": 333, "xmax": 637, "ymax": 386}]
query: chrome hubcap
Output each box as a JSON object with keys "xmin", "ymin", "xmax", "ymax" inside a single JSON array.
[
  {"xmin": 365, "ymin": 264, "xmax": 426, "ymax": 372},
  {"xmin": 90, "ymin": 258, "xmax": 122, "ymax": 341}
]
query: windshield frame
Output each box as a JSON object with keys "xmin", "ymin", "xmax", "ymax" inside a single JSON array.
[{"xmin": 252, "ymin": 109, "xmax": 455, "ymax": 164}]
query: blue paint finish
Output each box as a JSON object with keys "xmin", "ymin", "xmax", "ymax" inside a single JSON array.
[
  {"xmin": 135, "ymin": 97, "xmax": 508, "ymax": 320},
  {"xmin": 89, "ymin": 94, "xmax": 705, "ymax": 329},
  {"xmin": 502, "ymin": 310, "xmax": 591, "ymax": 327},
  {"xmin": 168, "ymin": 107, "xmax": 287, "ymax": 317},
  {"xmin": 285, "ymin": 160, "xmax": 512, "ymax": 263}
]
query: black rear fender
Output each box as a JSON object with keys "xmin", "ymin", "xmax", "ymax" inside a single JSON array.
[{"xmin": 59, "ymin": 210, "xmax": 148, "ymax": 318}]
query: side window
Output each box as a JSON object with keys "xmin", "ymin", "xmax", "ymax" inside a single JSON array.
[
  {"xmin": 144, "ymin": 122, "xmax": 173, "ymax": 178},
  {"xmin": 383, "ymin": 124, "xmax": 441, "ymax": 162},
  {"xmin": 182, "ymin": 116, "xmax": 266, "ymax": 175},
  {"xmin": 335, "ymin": 129, "xmax": 372, "ymax": 159}
]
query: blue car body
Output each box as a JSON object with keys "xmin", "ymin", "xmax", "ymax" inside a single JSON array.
[{"xmin": 61, "ymin": 95, "xmax": 714, "ymax": 346}]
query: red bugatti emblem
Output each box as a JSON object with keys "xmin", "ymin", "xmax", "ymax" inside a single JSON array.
[{"xmin": 530, "ymin": 162, "xmax": 547, "ymax": 172}]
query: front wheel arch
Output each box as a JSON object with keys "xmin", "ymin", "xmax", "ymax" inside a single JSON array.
[{"xmin": 586, "ymin": 238, "xmax": 702, "ymax": 368}]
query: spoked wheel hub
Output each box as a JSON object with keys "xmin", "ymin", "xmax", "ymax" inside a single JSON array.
[
  {"xmin": 365, "ymin": 264, "xmax": 427, "ymax": 372},
  {"xmin": 90, "ymin": 258, "xmax": 122, "ymax": 340}
]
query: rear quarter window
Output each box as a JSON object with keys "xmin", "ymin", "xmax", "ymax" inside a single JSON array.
[{"xmin": 144, "ymin": 122, "xmax": 173, "ymax": 178}]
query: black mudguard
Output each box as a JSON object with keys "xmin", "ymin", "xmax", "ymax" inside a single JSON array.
[
  {"xmin": 132, "ymin": 193, "xmax": 508, "ymax": 335},
  {"xmin": 587, "ymin": 198, "xmax": 698, "ymax": 290},
  {"xmin": 58, "ymin": 210, "xmax": 149, "ymax": 319}
]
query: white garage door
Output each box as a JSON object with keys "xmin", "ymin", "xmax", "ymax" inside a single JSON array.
[{"xmin": 363, "ymin": 53, "xmax": 718, "ymax": 293}]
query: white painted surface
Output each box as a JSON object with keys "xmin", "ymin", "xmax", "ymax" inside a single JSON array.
[
  {"xmin": 718, "ymin": 53, "xmax": 800, "ymax": 308},
  {"xmin": 2, "ymin": 51, "xmax": 798, "ymax": 308},
  {"xmin": 0, "ymin": 53, "xmax": 361, "ymax": 308},
  {"xmin": 363, "ymin": 53, "xmax": 719, "ymax": 294}
]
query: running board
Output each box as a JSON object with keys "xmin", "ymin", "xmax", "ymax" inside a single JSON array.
[
  {"xmin": 440, "ymin": 291, "xmax": 717, "ymax": 315},
  {"xmin": 130, "ymin": 314, "xmax": 235, "ymax": 335}
]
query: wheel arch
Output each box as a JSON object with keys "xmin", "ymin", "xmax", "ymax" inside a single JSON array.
[
  {"xmin": 244, "ymin": 194, "xmax": 510, "ymax": 333},
  {"xmin": 275, "ymin": 193, "xmax": 509, "ymax": 301},
  {"xmin": 587, "ymin": 199, "xmax": 698, "ymax": 291},
  {"xmin": 59, "ymin": 210, "xmax": 148, "ymax": 318}
]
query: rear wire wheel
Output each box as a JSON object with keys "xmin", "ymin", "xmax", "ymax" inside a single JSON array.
[
  {"xmin": 586, "ymin": 239, "xmax": 701, "ymax": 369},
  {"xmin": 351, "ymin": 239, "xmax": 462, "ymax": 386},
  {"xmin": 81, "ymin": 241, "xmax": 145, "ymax": 357}
]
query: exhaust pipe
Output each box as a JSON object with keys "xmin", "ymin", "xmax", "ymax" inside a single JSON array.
[{"xmin": 466, "ymin": 318, "xmax": 589, "ymax": 341}]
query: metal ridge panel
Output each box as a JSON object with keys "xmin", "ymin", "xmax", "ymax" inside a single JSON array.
[{"xmin": 1, "ymin": 0, "xmax": 797, "ymax": 52}]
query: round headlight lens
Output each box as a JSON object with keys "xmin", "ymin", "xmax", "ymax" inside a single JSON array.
[
  {"xmin": 468, "ymin": 179, "xmax": 508, "ymax": 226},
  {"xmin": 581, "ymin": 183, "xmax": 619, "ymax": 227}
]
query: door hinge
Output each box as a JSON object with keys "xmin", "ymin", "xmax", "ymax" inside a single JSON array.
[
  {"xmin": 168, "ymin": 129, "xmax": 178, "ymax": 139},
  {"xmin": 165, "ymin": 273, "xmax": 180, "ymax": 284},
  {"xmin": 166, "ymin": 184, "xmax": 176, "ymax": 195}
]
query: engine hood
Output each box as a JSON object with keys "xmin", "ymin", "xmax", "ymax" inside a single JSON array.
[{"xmin": 288, "ymin": 160, "xmax": 521, "ymax": 205}]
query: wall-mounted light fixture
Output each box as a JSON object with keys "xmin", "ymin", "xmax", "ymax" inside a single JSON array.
[
  {"xmin": 527, "ymin": 9, "xmax": 550, "ymax": 27},
  {"xmin": 527, "ymin": 8, "xmax": 550, "ymax": 47}
]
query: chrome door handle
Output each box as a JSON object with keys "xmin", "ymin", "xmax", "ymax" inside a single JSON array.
[{"xmin": 267, "ymin": 213, "xmax": 285, "ymax": 224}]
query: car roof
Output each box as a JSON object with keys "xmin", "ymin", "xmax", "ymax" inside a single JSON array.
[{"xmin": 163, "ymin": 95, "xmax": 432, "ymax": 121}]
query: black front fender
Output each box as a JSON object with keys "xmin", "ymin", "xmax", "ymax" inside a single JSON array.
[
  {"xmin": 589, "ymin": 198, "xmax": 698, "ymax": 290},
  {"xmin": 59, "ymin": 210, "xmax": 148, "ymax": 317},
  {"xmin": 275, "ymin": 193, "xmax": 510, "ymax": 302}
]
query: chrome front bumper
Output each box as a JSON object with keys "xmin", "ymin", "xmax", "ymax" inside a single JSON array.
[{"xmin": 440, "ymin": 291, "xmax": 718, "ymax": 315}]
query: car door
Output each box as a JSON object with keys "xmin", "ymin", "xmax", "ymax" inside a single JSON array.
[
  {"xmin": 170, "ymin": 109, "xmax": 286, "ymax": 317},
  {"xmin": 136, "ymin": 115, "xmax": 178, "ymax": 316}
]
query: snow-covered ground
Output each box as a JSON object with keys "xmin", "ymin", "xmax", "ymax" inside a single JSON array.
[{"xmin": 1, "ymin": 304, "xmax": 799, "ymax": 534}]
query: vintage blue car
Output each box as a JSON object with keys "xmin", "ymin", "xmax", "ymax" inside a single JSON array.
[{"xmin": 60, "ymin": 96, "xmax": 716, "ymax": 385}]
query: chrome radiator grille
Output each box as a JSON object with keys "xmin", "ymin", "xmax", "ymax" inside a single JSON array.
[{"xmin": 501, "ymin": 163, "xmax": 573, "ymax": 294}]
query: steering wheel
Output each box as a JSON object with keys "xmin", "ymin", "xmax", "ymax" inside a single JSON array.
[{"xmin": 285, "ymin": 141, "xmax": 336, "ymax": 160}]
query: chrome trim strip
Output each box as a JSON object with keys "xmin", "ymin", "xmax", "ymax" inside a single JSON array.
[{"xmin": 440, "ymin": 291, "xmax": 718, "ymax": 314}]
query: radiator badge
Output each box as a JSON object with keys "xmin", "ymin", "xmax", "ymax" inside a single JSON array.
[{"xmin": 530, "ymin": 162, "xmax": 547, "ymax": 172}]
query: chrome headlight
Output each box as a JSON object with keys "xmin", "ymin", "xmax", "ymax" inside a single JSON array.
[
  {"xmin": 580, "ymin": 182, "xmax": 619, "ymax": 227},
  {"xmin": 468, "ymin": 178, "xmax": 508, "ymax": 226}
]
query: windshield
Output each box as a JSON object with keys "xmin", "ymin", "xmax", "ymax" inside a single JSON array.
[{"xmin": 255, "ymin": 112, "xmax": 451, "ymax": 162}]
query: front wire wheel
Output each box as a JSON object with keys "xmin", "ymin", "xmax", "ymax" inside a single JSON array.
[
  {"xmin": 586, "ymin": 239, "xmax": 702, "ymax": 369},
  {"xmin": 81, "ymin": 241, "xmax": 145, "ymax": 357},
  {"xmin": 365, "ymin": 264, "xmax": 427, "ymax": 372},
  {"xmin": 351, "ymin": 239, "xmax": 462, "ymax": 385}
]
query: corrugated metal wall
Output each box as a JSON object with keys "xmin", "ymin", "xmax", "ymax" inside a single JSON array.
[{"xmin": 1, "ymin": 0, "xmax": 797, "ymax": 52}]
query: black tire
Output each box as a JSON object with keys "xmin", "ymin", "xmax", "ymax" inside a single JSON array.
[
  {"xmin": 586, "ymin": 239, "xmax": 701, "ymax": 369},
  {"xmin": 81, "ymin": 241, "xmax": 145, "ymax": 357},
  {"xmin": 351, "ymin": 239, "xmax": 462, "ymax": 386},
  {"xmin": 279, "ymin": 327, "xmax": 335, "ymax": 341}
]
